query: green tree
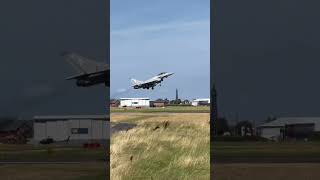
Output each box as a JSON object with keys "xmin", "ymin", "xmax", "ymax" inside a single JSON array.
[
  {"xmin": 213, "ymin": 117, "xmax": 229, "ymax": 136},
  {"xmin": 235, "ymin": 121, "xmax": 253, "ymax": 136}
]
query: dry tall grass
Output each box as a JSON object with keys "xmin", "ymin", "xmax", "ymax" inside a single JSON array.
[{"xmin": 111, "ymin": 113, "xmax": 210, "ymax": 180}]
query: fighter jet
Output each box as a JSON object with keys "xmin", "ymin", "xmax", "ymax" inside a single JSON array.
[
  {"xmin": 62, "ymin": 52, "xmax": 109, "ymax": 87},
  {"xmin": 131, "ymin": 72, "xmax": 174, "ymax": 90}
]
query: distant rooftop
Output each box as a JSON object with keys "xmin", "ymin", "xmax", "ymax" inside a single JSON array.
[
  {"xmin": 120, "ymin": 98, "xmax": 150, "ymax": 100},
  {"xmin": 34, "ymin": 115, "xmax": 109, "ymax": 122},
  {"xmin": 258, "ymin": 117, "xmax": 320, "ymax": 128},
  {"xmin": 193, "ymin": 98, "xmax": 210, "ymax": 102}
]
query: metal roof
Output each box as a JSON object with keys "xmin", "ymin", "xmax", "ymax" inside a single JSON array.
[
  {"xmin": 192, "ymin": 98, "xmax": 210, "ymax": 102},
  {"xmin": 258, "ymin": 117, "xmax": 320, "ymax": 128},
  {"xmin": 120, "ymin": 98, "xmax": 150, "ymax": 100},
  {"xmin": 34, "ymin": 115, "xmax": 109, "ymax": 122}
]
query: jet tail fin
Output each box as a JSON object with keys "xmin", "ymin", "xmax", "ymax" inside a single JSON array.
[{"xmin": 61, "ymin": 51, "xmax": 107, "ymax": 74}]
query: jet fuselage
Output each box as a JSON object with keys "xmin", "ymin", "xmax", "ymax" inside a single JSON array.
[
  {"xmin": 76, "ymin": 71, "xmax": 109, "ymax": 87},
  {"xmin": 132, "ymin": 72, "xmax": 174, "ymax": 90}
]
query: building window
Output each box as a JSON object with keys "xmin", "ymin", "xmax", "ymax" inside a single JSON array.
[
  {"xmin": 71, "ymin": 128, "xmax": 88, "ymax": 134},
  {"xmin": 132, "ymin": 102, "xmax": 138, "ymax": 104}
]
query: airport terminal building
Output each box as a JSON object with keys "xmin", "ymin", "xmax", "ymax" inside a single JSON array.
[
  {"xmin": 257, "ymin": 117, "xmax": 320, "ymax": 140},
  {"xmin": 33, "ymin": 115, "xmax": 109, "ymax": 144},
  {"xmin": 120, "ymin": 98, "xmax": 150, "ymax": 107}
]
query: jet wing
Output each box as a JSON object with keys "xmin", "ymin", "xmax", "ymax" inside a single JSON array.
[
  {"xmin": 160, "ymin": 73, "xmax": 174, "ymax": 79},
  {"xmin": 140, "ymin": 79, "xmax": 159, "ymax": 87},
  {"xmin": 66, "ymin": 71, "xmax": 107, "ymax": 80},
  {"xmin": 65, "ymin": 73, "xmax": 87, "ymax": 80},
  {"xmin": 143, "ymin": 80, "xmax": 158, "ymax": 85}
]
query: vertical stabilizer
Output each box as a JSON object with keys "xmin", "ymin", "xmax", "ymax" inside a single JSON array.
[{"xmin": 61, "ymin": 51, "xmax": 107, "ymax": 74}]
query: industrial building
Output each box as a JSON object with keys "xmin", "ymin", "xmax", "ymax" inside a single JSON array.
[
  {"xmin": 257, "ymin": 117, "xmax": 320, "ymax": 140},
  {"xmin": 191, "ymin": 98, "xmax": 210, "ymax": 106},
  {"xmin": 33, "ymin": 115, "xmax": 109, "ymax": 144},
  {"xmin": 120, "ymin": 98, "xmax": 150, "ymax": 107}
]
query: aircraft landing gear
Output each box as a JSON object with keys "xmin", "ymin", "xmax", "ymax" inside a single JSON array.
[{"xmin": 152, "ymin": 87, "xmax": 154, "ymax": 90}]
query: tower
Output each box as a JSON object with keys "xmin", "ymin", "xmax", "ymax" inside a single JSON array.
[
  {"xmin": 175, "ymin": 88, "xmax": 178, "ymax": 101},
  {"xmin": 211, "ymin": 83, "xmax": 218, "ymax": 135}
]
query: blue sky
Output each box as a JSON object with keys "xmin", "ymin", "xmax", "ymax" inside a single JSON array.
[{"xmin": 111, "ymin": 0, "xmax": 210, "ymax": 100}]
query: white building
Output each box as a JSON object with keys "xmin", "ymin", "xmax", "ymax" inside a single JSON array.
[
  {"xmin": 257, "ymin": 117, "xmax": 320, "ymax": 140},
  {"xmin": 33, "ymin": 115, "xmax": 109, "ymax": 144},
  {"xmin": 120, "ymin": 98, "xmax": 150, "ymax": 107},
  {"xmin": 191, "ymin": 98, "xmax": 210, "ymax": 106}
]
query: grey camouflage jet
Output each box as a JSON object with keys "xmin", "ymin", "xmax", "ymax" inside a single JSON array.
[
  {"xmin": 131, "ymin": 72, "xmax": 174, "ymax": 90},
  {"xmin": 62, "ymin": 52, "xmax": 109, "ymax": 87}
]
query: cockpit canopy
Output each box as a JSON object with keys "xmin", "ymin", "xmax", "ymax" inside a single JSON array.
[{"xmin": 158, "ymin": 72, "xmax": 167, "ymax": 76}]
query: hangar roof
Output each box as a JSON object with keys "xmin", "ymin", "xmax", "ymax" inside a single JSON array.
[
  {"xmin": 192, "ymin": 98, "xmax": 210, "ymax": 102},
  {"xmin": 120, "ymin": 98, "xmax": 150, "ymax": 100},
  {"xmin": 34, "ymin": 115, "xmax": 109, "ymax": 122},
  {"xmin": 258, "ymin": 117, "xmax": 320, "ymax": 128}
]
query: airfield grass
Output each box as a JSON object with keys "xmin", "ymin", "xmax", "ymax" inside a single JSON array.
[
  {"xmin": 212, "ymin": 142, "xmax": 320, "ymax": 180},
  {"xmin": 212, "ymin": 141, "xmax": 320, "ymax": 160},
  {"xmin": 213, "ymin": 163, "xmax": 320, "ymax": 180},
  {"xmin": 0, "ymin": 144, "xmax": 106, "ymax": 161},
  {"xmin": 111, "ymin": 105, "xmax": 210, "ymax": 113},
  {"xmin": 111, "ymin": 113, "xmax": 210, "ymax": 180},
  {"xmin": 0, "ymin": 163, "xmax": 105, "ymax": 180},
  {"xmin": 0, "ymin": 145, "xmax": 107, "ymax": 179}
]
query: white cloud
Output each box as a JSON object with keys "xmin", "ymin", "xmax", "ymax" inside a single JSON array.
[
  {"xmin": 116, "ymin": 88, "xmax": 127, "ymax": 93},
  {"xmin": 111, "ymin": 20, "xmax": 209, "ymax": 36}
]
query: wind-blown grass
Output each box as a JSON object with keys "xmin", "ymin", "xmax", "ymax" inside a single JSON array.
[{"xmin": 111, "ymin": 113, "xmax": 210, "ymax": 180}]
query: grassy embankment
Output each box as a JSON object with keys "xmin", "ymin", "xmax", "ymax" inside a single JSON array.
[{"xmin": 111, "ymin": 112, "xmax": 210, "ymax": 180}]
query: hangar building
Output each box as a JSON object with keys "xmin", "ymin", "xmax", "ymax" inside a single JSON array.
[
  {"xmin": 192, "ymin": 98, "xmax": 210, "ymax": 106},
  {"xmin": 33, "ymin": 115, "xmax": 109, "ymax": 144},
  {"xmin": 257, "ymin": 117, "xmax": 320, "ymax": 140},
  {"xmin": 120, "ymin": 98, "xmax": 150, "ymax": 107}
]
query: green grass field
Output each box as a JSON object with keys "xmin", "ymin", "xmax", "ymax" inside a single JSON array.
[
  {"xmin": 111, "ymin": 105, "xmax": 210, "ymax": 113},
  {"xmin": 0, "ymin": 144, "xmax": 108, "ymax": 180},
  {"xmin": 213, "ymin": 163, "xmax": 320, "ymax": 180},
  {"xmin": 0, "ymin": 144, "xmax": 106, "ymax": 161},
  {"xmin": 212, "ymin": 141, "xmax": 320, "ymax": 162},
  {"xmin": 212, "ymin": 141, "xmax": 320, "ymax": 180},
  {"xmin": 111, "ymin": 112, "xmax": 210, "ymax": 180},
  {"xmin": 0, "ymin": 163, "xmax": 106, "ymax": 180}
]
